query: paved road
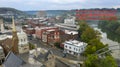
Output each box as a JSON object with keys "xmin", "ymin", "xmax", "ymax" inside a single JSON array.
[{"xmin": 28, "ymin": 38, "xmax": 84, "ymax": 61}]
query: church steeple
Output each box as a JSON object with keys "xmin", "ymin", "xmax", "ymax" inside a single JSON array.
[
  {"xmin": 12, "ymin": 16, "xmax": 16, "ymax": 32},
  {"xmin": 11, "ymin": 16, "xmax": 19, "ymax": 54}
]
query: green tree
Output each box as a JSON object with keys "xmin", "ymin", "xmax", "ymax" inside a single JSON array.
[
  {"xmin": 81, "ymin": 27, "xmax": 97, "ymax": 42},
  {"xmin": 29, "ymin": 43, "xmax": 35, "ymax": 50},
  {"xmin": 78, "ymin": 21, "xmax": 89, "ymax": 39},
  {"xmin": 84, "ymin": 55, "xmax": 117, "ymax": 67}
]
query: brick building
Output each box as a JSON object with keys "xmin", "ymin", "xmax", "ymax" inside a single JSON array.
[
  {"xmin": 76, "ymin": 9, "xmax": 117, "ymax": 21},
  {"xmin": 35, "ymin": 27, "xmax": 60, "ymax": 44},
  {"xmin": 24, "ymin": 28, "xmax": 35, "ymax": 35}
]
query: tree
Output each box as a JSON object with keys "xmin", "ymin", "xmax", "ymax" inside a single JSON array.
[
  {"xmin": 115, "ymin": 26, "xmax": 120, "ymax": 35},
  {"xmin": 29, "ymin": 43, "xmax": 35, "ymax": 50},
  {"xmin": 84, "ymin": 45, "xmax": 96, "ymax": 56},
  {"xmin": 81, "ymin": 27, "xmax": 97, "ymax": 42},
  {"xmin": 78, "ymin": 21, "xmax": 89, "ymax": 39},
  {"xmin": 84, "ymin": 55, "xmax": 117, "ymax": 67},
  {"xmin": 84, "ymin": 55, "xmax": 99, "ymax": 67}
]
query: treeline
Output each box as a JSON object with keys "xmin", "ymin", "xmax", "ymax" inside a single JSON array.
[
  {"xmin": 78, "ymin": 21, "xmax": 117, "ymax": 67},
  {"xmin": 98, "ymin": 20, "xmax": 120, "ymax": 42}
]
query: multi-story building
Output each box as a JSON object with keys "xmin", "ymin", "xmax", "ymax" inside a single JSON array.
[
  {"xmin": 63, "ymin": 40, "xmax": 87, "ymax": 56},
  {"xmin": 35, "ymin": 27, "xmax": 60, "ymax": 44},
  {"xmin": 76, "ymin": 9, "xmax": 117, "ymax": 21},
  {"xmin": 24, "ymin": 28, "xmax": 35, "ymax": 35},
  {"xmin": 64, "ymin": 16, "xmax": 76, "ymax": 25},
  {"xmin": 35, "ymin": 27, "xmax": 58, "ymax": 39},
  {"xmin": 42, "ymin": 29, "xmax": 60, "ymax": 44}
]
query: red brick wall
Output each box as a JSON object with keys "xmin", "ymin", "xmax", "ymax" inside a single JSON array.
[{"xmin": 76, "ymin": 9, "xmax": 117, "ymax": 21}]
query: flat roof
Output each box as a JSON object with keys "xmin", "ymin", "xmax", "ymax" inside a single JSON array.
[
  {"xmin": 35, "ymin": 26, "xmax": 58, "ymax": 30},
  {"xmin": 65, "ymin": 40, "xmax": 87, "ymax": 47}
]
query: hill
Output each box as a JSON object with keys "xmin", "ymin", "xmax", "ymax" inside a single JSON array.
[
  {"xmin": 0, "ymin": 7, "xmax": 29, "ymax": 17},
  {"xmin": 24, "ymin": 10, "xmax": 74, "ymax": 17}
]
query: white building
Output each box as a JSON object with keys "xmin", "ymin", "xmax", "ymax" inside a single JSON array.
[
  {"xmin": 0, "ymin": 46, "xmax": 5, "ymax": 63},
  {"xmin": 17, "ymin": 29, "xmax": 29, "ymax": 53},
  {"xmin": 64, "ymin": 16, "xmax": 76, "ymax": 25},
  {"xmin": 64, "ymin": 40, "xmax": 87, "ymax": 56},
  {"xmin": 65, "ymin": 30, "xmax": 78, "ymax": 35}
]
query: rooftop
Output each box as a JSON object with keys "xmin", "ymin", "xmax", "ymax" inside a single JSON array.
[
  {"xmin": 65, "ymin": 40, "xmax": 87, "ymax": 47},
  {"xmin": 0, "ymin": 46, "xmax": 2, "ymax": 49},
  {"xmin": 65, "ymin": 30, "xmax": 78, "ymax": 35},
  {"xmin": 35, "ymin": 26, "xmax": 58, "ymax": 30},
  {"xmin": 0, "ymin": 34, "xmax": 12, "ymax": 40}
]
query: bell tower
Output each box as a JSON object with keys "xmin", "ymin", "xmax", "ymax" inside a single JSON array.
[{"xmin": 11, "ymin": 16, "xmax": 19, "ymax": 54}]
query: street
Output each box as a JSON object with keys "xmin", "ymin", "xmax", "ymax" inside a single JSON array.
[{"xmin": 28, "ymin": 37, "xmax": 84, "ymax": 61}]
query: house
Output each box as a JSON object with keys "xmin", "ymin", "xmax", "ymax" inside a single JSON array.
[{"xmin": 63, "ymin": 40, "xmax": 87, "ymax": 56}]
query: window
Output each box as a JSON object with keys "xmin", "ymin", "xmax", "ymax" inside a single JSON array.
[
  {"xmin": 21, "ymin": 39, "xmax": 23, "ymax": 42},
  {"xmin": 81, "ymin": 48, "xmax": 83, "ymax": 51},
  {"xmin": 76, "ymin": 49, "xmax": 78, "ymax": 51},
  {"xmin": 65, "ymin": 46, "xmax": 67, "ymax": 48},
  {"xmin": 24, "ymin": 38, "xmax": 26, "ymax": 42},
  {"xmin": 69, "ymin": 47, "xmax": 71, "ymax": 49}
]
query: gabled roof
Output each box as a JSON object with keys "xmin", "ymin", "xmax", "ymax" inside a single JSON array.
[
  {"xmin": 3, "ymin": 52, "xmax": 25, "ymax": 67},
  {"xmin": 34, "ymin": 50, "xmax": 53, "ymax": 63}
]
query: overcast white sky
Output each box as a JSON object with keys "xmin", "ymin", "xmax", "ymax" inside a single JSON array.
[{"xmin": 0, "ymin": 0, "xmax": 120, "ymax": 11}]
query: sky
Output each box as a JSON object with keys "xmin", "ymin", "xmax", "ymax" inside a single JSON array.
[{"xmin": 0, "ymin": 0, "xmax": 120, "ymax": 11}]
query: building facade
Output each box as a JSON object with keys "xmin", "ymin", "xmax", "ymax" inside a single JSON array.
[
  {"xmin": 64, "ymin": 16, "xmax": 76, "ymax": 25},
  {"xmin": 76, "ymin": 9, "xmax": 117, "ymax": 21},
  {"xmin": 64, "ymin": 40, "xmax": 87, "ymax": 56},
  {"xmin": 35, "ymin": 27, "xmax": 59, "ymax": 40},
  {"xmin": 42, "ymin": 29, "xmax": 60, "ymax": 44},
  {"xmin": 0, "ymin": 19, "xmax": 4, "ymax": 33},
  {"xmin": 17, "ymin": 29, "xmax": 29, "ymax": 53}
]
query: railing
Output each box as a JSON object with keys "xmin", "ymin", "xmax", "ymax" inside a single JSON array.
[{"xmin": 95, "ymin": 45, "xmax": 120, "ymax": 56}]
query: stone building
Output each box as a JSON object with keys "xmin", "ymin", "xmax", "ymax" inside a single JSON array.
[
  {"xmin": 11, "ymin": 16, "xmax": 19, "ymax": 55},
  {"xmin": 0, "ymin": 19, "xmax": 4, "ymax": 33},
  {"xmin": 17, "ymin": 29, "xmax": 29, "ymax": 53},
  {"xmin": 0, "ymin": 17, "xmax": 29, "ymax": 56}
]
